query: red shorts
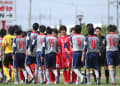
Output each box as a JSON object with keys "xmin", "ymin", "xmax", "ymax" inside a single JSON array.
[
  {"xmin": 56, "ymin": 53, "xmax": 62, "ymax": 69},
  {"xmin": 61, "ymin": 53, "xmax": 72, "ymax": 68}
]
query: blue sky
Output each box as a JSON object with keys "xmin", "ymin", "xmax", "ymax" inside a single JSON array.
[{"xmin": 13, "ymin": 0, "xmax": 116, "ymax": 31}]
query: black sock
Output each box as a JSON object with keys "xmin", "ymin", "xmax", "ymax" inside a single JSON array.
[{"xmin": 92, "ymin": 71, "xmax": 97, "ymax": 82}]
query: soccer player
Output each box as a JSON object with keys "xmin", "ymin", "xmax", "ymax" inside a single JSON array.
[
  {"xmin": 95, "ymin": 27, "xmax": 109, "ymax": 84},
  {"xmin": 58, "ymin": 25, "xmax": 70, "ymax": 84},
  {"xmin": 65, "ymin": 25, "xmax": 85, "ymax": 85},
  {"xmin": 31, "ymin": 25, "xmax": 46, "ymax": 84},
  {"xmin": 25, "ymin": 23, "xmax": 39, "ymax": 83},
  {"xmin": 81, "ymin": 24, "xmax": 100, "ymax": 85},
  {"xmin": 12, "ymin": 27, "xmax": 28, "ymax": 84},
  {"xmin": 41, "ymin": 27, "xmax": 59, "ymax": 84},
  {"xmin": 1, "ymin": 26, "xmax": 16, "ymax": 83},
  {"xmin": 0, "ymin": 29, "xmax": 6, "ymax": 83},
  {"xmin": 103, "ymin": 25, "xmax": 120, "ymax": 85}
]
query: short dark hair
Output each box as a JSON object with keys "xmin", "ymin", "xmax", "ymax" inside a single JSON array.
[
  {"xmin": 86, "ymin": 24, "xmax": 94, "ymax": 35},
  {"xmin": 15, "ymin": 26, "xmax": 22, "ymax": 35},
  {"xmin": 46, "ymin": 27, "xmax": 52, "ymax": 34},
  {"xmin": 70, "ymin": 27, "xmax": 75, "ymax": 33},
  {"xmin": 8, "ymin": 26, "xmax": 14, "ymax": 35},
  {"xmin": 0, "ymin": 29, "xmax": 6, "ymax": 38},
  {"xmin": 22, "ymin": 31, "xmax": 27, "ymax": 37},
  {"xmin": 107, "ymin": 25, "xmax": 117, "ymax": 32},
  {"xmin": 59, "ymin": 25, "xmax": 67, "ymax": 32},
  {"xmin": 39, "ymin": 25, "xmax": 46, "ymax": 33},
  {"xmin": 95, "ymin": 27, "xmax": 101, "ymax": 31},
  {"xmin": 52, "ymin": 29, "xmax": 58, "ymax": 34},
  {"xmin": 75, "ymin": 25, "xmax": 82, "ymax": 34},
  {"xmin": 32, "ymin": 23, "xmax": 39, "ymax": 31}
]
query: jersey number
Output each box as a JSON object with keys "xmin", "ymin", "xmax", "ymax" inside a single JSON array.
[
  {"xmin": 108, "ymin": 37, "xmax": 116, "ymax": 47},
  {"xmin": 77, "ymin": 38, "xmax": 81, "ymax": 46},
  {"xmin": 18, "ymin": 41, "xmax": 24, "ymax": 49},
  {"xmin": 92, "ymin": 40, "xmax": 96, "ymax": 49},
  {"xmin": 48, "ymin": 39, "xmax": 55, "ymax": 47}
]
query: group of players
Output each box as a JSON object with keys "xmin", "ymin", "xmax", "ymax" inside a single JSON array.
[{"xmin": 0, "ymin": 23, "xmax": 120, "ymax": 85}]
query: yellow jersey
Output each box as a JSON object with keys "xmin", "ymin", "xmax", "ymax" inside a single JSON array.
[{"xmin": 2, "ymin": 34, "xmax": 16, "ymax": 54}]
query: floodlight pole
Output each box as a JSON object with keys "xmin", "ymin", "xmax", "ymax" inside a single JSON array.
[
  {"xmin": 28, "ymin": 0, "xmax": 32, "ymax": 30},
  {"xmin": 116, "ymin": 0, "xmax": 119, "ymax": 30},
  {"xmin": 107, "ymin": 0, "xmax": 110, "ymax": 26}
]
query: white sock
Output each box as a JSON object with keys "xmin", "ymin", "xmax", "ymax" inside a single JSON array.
[
  {"xmin": 86, "ymin": 72, "xmax": 90, "ymax": 83},
  {"xmin": 53, "ymin": 69, "xmax": 58, "ymax": 77},
  {"xmin": 76, "ymin": 76, "xmax": 80, "ymax": 83},
  {"xmin": 43, "ymin": 70, "xmax": 46, "ymax": 82},
  {"xmin": 109, "ymin": 69, "xmax": 115, "ymax": 82},
  {"xmin": 25, "ymin": 66, "xmax": 33, "ymax": 78},
  {"xmin": 39, "ymin": 70, "xmax": 43, "ymax": 83},
  {"xmin": 34, "ymin": 68, "xmax": 38, "ymax": 80},
  {"xmin": 95, "ymin": 70, "xmax": 99, "ymax": 79},
  {"xmin": 46, "ymin": 70, "xmax": 50, "ymax": 82},
  {"xmin": 0, "ymin": 70, "xmax": 3, "ymax": 78},
  {"xmin": 74, "ymin": 69, "xmax": 83, "ymax": 78},
  {"xmin": 23, "ymin": 70, "xmax": 28, "ymax": 80},
  {"xmin": 14, "ymin": 71, "xmax": 18, "ymax": 82}
]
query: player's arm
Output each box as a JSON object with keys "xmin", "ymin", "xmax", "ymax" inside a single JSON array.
[
  {"xmin": 31, "ymin": 36, "xmax": 37, "ymax": 52},
  {"xmin": 1, "ymin": 37, "xmax": 6, "ymax": 56},
  {"xmin": 12, "ymin": 38, "xmax": 16, "ymax": 59},
  {"xmin": 64, "ymin": 37, "xmax": 70, "ymax": 54},
  {"xmin": 81, "ymin": 37, "xmax": 88, "ymax": 62},
  {"xmin": 41, "ymin": 37, "xmax": 46, "ymax": 57},
  {"xmin": 26, "ymin": 32, "xmax": 31, "ymax": 55}
]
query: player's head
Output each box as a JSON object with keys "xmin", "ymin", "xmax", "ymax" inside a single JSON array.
[
  {"xmin": 107, "ymin": 25, "xmax": 117, "ymax": 33},
  {"xmin": 0, "ymin": 29, "xmax": 6, "ymax": 38},
  {"xmin": 95, "ymin": 27, "xmax": 102, "ymax": 36},
  {"xmin": 70, "ymin": 27, "xmax": 75, "ymax": 35},
  {"xmin": 15, "ymin": 26, "xmax": 22, "ymax": 36},
  {"xmin": 13, "ymin": 25, "xmax": 21, "ymax": 35},
  {"xmin": 22, "ymin": 31, "xmax": 27, "ymax": 37},
  {"xmin": 75, "ymin": 25, "xmax": 82, "ymax": 34},
  {"xmin": 46, "ymin": 27, "xmax": 52, "ymax": 35},
  {"xmin": 8, "ymin": 26, "xmax": 14, "ymax": 35},
  {"xmin": 39, "ymin": 25, "xmax": 46, "ymax": 34},
  {"xmin": 32, "ymin": 23, "xmax": 39, "ymax": 31},
  {"xmin": 59, "ymin": 25, "xmax": 67, "ymax": 36},
  {"xmin": 52, "ymin": 29, "xmax": 58, "ymax": 37},
  {"xmin": 86, "ymin": 24, "xmax": 94, "ymax": 35}
]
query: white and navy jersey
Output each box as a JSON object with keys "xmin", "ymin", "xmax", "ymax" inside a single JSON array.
[
  {"xmin": 83, "ymin": 35, "xmax": 100, "ymax": 53},
  {"xmin": 70, "ymin": 34, "xmax": 85, "ymax": 51},
  {"xmin": 103, "ymin": 33, "xmax": 120, "ymax": 51},
  {"xmin": 31, "ymin": 34, "xmax": 46, "ymax": 52},
  {"xmin": 26, "ymin": 31, "xmax": 38, "ymax": 56},
  {"xmin": 13, "ymin": 36, "xmax": 26, "ymax": 55},
  {"xmin": 42, "ymin": 35, "xmax": 58, "ymax": 55}
]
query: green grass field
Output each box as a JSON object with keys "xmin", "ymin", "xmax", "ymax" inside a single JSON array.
[{"xmin": 0, "ymin": 67, "xmax": 120, "ymax": 86}]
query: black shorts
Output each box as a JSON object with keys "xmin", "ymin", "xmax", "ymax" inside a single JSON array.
[
  {"xmin": 3, "ymin": 53, "xmax": 13, "ymax": 68},
  {"xmin": 0, "ymin": 61, "xmax": 2, "ymax": 68},
  {"xmin": 98, "ymin": 55, "xmax": 107, "ymax": 66}
]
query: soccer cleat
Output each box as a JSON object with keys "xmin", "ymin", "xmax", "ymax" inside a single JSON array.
[
  {"xmin": 46, "ymin": 81, "xmax": 51, "ymax": 85},
  {"xmin": 111, "ymin": 82, "xmax": 116, "ymax": 85},
  {"xmin": 20, "ymin": 80, "xmax": 24, "ymax": 84},
  {"xmin": 5, "ymin": 77, "xmax": 11, "ymax": 83},
  {"xmin": 28, "ymin": 77, "xmax": 34, "ymax": 83},
  {"xmin": 87, "ymin": 82, "xmax": 91, "ymax": 85},
  {"xmin": 14, "ymin": 81, "xmax": 19, "ymax": 84},
  {"xmin": 75, "ymin": 81, "xmax": 79, "ymax": 85},
  {"xmin": 81, "ymin": 76, "xmax": 85, "ymax": 84}
]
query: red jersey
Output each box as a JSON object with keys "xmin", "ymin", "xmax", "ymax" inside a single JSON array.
[{"xmin": 58, "ymin": 35, "xmax": 69, "ymax": 54}]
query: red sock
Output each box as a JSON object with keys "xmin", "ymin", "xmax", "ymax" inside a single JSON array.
[
  {"xmin": 58, "ymin": 70, "xmax": 60, "ymax": 78},
  {"xmin": 19, "ymin": 71, "xmax": 24, "ymax": 81},
  {"xmin": 63, "ymin": 71, "xmax": 67, "ymax": 82},
  {"xmin": 66, "ymin": 71, "xmax": 70, "ymax": 82},
  {"xmin": 72, "ymin": 71, "xmax": 77, "ymax": 82}
]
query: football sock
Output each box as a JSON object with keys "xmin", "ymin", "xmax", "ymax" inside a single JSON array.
[
  {"xmin": 25, "ymin": 66, "xmax": 33, "ymax": 78},
  {"xmin": 66, "ymin": 71, "xmax": 70, "ymax": 82},
  {"xmin": 109, "ymin": 69, "xmax": 115, "ymax": 82},
  {"xmin": 74, "ymin": 69, "xmax": 83, "ymax": 78},
  {"xmin": 0, "ymin": 70, "xmax": 3, "ymax": 78},
  {"xmin": 14, "ymin": 71, "xmax": 18, "ymax": 82},
  {"xmin": 86, "ymin": 72, "xmax": 90, "ymax": 83},
  {"xmin": 3, "ymin": 66, "xmax": 10, "ymax": 79},
  {"xmin": 39, "ymin": 70, "xmax": 43, "ymax": 83},
  {"xmin": 23, "ymin": 70, "xmax": 28, "ymax": 80},
  {"xmin": 46, "ymin": 70, "xmax": 50, "ymax": 82},
  {"xmin": 63, "ymin": 70, "xmax": 67, "ymax": 82},
  {"xmin": 19, "ymin": 71, "xmax": 24, "ymax": 81}
]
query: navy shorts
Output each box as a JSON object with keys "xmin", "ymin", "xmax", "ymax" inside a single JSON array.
[
  {"xmin": 13, "ymin": 53, "xmax": 25, "ymax": 69},
  {"xmin": 45, "ymin": 53, "xmax": 56, "ymax": 69},
  {"xmin": 72, "ymin": 51, "xmax": 83, "ymax": 68},
  {"xmin": 85, "ymin": 52, "xmax": 99, "ymax": 70},
  {"xmin": 106, "ymin": 51, "xmax": 118, "ymax": 66},
  {"xmin": 36, "ymin": 52, "xmax": 44, "ymax": 67},
  {"xmin": 25, "ymin": 55, "xmax": 36, "ymax": 65}
]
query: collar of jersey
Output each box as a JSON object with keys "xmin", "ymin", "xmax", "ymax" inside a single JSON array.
[
  {"xmin": 32, "ymin": 31, "xmax": 37, "ymax": 34},
  {"xmin": 89, "ymin": 35, "xmax": 95, "ymax": 37},
  {"xmin": 17, "ymin": 36, "xmax": 23, "ymax": 38},
  {"xmin": 109, "ymin": 32, "xmax": 116, "ymax": 34}
]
